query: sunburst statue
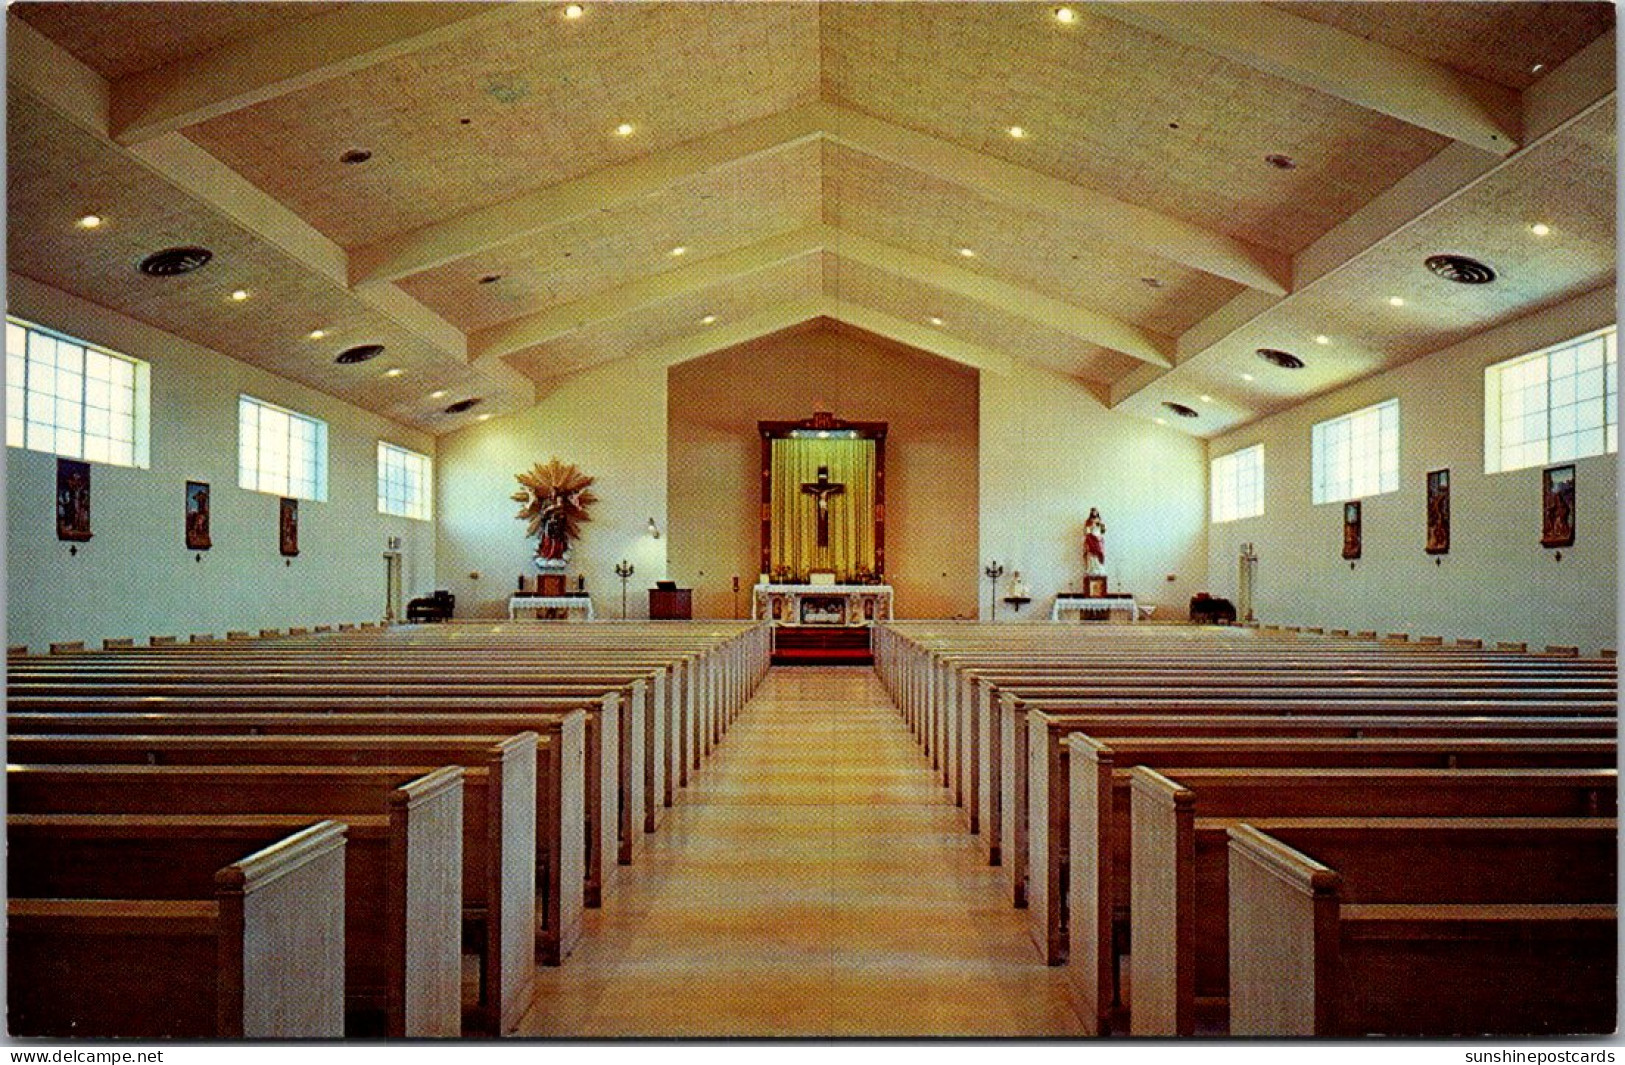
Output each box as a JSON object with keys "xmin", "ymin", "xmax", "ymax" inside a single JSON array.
[{"xmin": 513, "ymin": 458, "xmax": 597, "ymax": 565}]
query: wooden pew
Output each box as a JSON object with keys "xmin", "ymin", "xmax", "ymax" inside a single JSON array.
[
  {"xmin": 10, "ymin": 723, "xmax": 586, "ymax": 967},
  {"xmin": 8, "ymin": 820, "xmax": 347, "ymax": 1038},
  {"xmin": 8, "ymin": 690, "xmax": 621, "ymax": 911},
  {"xmin": 1025, "ymin": 731, "xmax": 1616, "ymax": 966},
  {"xmin": 6, "ymin": 764, "xmax": 484, "ymax": 1036},
  {"xmin": 1120, "ymin": 766, "xmax": 1616, "ymax": 1038},
  {"xmin": 1001, "ymin": 690, "xmax": 1613, "ymax": 902},
  {"xmin": 1228, "ymin": 820, "xmax": 1616, "ymax": 1036}
]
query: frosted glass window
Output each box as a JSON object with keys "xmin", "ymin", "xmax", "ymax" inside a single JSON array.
[
  {"xmin": 378, "ymin": 441, "xmax": 432, "ymax": 520},
  {"xmin": 1485, "ymin": 326, "xmax": 1617, "ymax": 473},
  {"xmin": 6, "ymin": 316, "xmax": 149, "ymax": 468},
  {"xmin": 1311, "ymin": 399, "xmax": 1399, "ymax": 504},
  {"xmin": 239, "ymin": 395, "xmax": 327, "ymax": 501},
  {"xmin": 1211, "ymin": 445, "xmax": 1264, "ymax": 522}
]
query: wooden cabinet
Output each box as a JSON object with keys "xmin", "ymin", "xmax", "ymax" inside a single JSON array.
[{"xmin": 648, "ymin": 589, "xmax": 692, "ymax": 620}]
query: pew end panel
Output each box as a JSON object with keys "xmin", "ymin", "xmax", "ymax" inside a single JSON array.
[
  {"xmin": 1128, "ymin": 767, "xmax": 1196, "ymax": 1037},
  {"xmin": 1064, "ymin": 733, "xmax": 1118, "ymax": 1036},
  {"xmin": 214, "ymin": 820, "xmax": 349, "ymax": 1038},
  {"xmin": 390, "ymin": 766, "xmax": 465, "ymax": 1038},
  {"xmin": 1227, "ymin": 824, "xmax": 1342, "ymax": 1037}
]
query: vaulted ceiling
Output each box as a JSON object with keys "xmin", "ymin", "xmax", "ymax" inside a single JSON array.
[{"xmin": 7, "ymin": 2, "xmax": 1616, "ymax": 436}]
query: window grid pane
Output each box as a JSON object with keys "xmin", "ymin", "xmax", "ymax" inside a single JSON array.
[
  {"xmin": 5, "ymin": 317, "xmax": 147, "ymax": 468},
  {"xmin": 1311, "ymin": 399, "xmax": 1399, "ymax": 504},
  {"xmin": 1486, "ymin": 326, "xmax": 1618, "ymax": 474},
  {"xmin": 378, "ymin": 441, "xmax": 432, "ymax": 521},
  {"xmin": 1211, "ymin": 445, "xmax": 1264, "ymax": 523},
  {"xmin": 238, "ymin": 395, "xmax": 328, "ymax": 502}
]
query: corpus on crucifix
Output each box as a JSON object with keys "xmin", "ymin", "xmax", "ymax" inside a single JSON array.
[{"xmin": 800, "ymin": 465, "xmax": 846, "ymax": 548}]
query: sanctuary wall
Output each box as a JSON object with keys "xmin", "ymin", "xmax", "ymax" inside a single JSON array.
[
  {"xmin": 5, "ymin": 273, "xmax": 437, "ymax": 649},
  {"xmin": 1206, "ymin": 285, "xmax": 1618, "ymax": 654},
  {"xmin": 668, "ymin": 324, "xmax": 979, "ymax": 619}
]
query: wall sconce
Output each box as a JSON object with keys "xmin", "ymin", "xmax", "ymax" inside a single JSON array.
[{"xmin": 647, "ymin": 517, "xmax": 661, "ymax": 539}]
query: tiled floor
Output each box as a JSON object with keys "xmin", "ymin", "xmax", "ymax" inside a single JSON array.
[{"xmin": 521, "ymin": 666, "xmax": 1087, "ymax": 1037}]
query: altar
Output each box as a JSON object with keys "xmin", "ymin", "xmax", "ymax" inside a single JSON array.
[{"xmin": 752, "ymin": 584, "xmax": 894, "ymax": 627}]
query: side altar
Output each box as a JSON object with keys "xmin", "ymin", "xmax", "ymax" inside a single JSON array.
[{"xmin": 752, "ymin": 584, "xmax": 894, "ymax": 627}]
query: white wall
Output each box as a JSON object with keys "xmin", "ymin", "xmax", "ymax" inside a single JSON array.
[
  {"xmin": 1206, "ymin": 285, "xmax": 1618, "ymax": 654},
  {"xmin": 5, "ymin": 273, "xmax": 437, "ymax": 650},
  {"xmin": 980, "ymin": 360, "xmax": 1210, "ymax": 620},
  {"xmin": 435, "ymin": 355, "xmax": 669, "ymax": 619}
]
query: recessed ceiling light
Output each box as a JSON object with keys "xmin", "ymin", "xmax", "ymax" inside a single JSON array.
[
  {"xmin": 383, "ymin": 368, "xmax": 404, "ymax": 378},
  {"xmin": 1530, "ymin": 222, "xmax": 1552, "ymax": 237},
  {"xmin": 1264, "ymin": 153, "xmax": 1297, "ymax": 170},
  {"xmin": 476, "ymin": 413, "xmax": 492, "ymax": 422},
  {"xmin": 929, "ymin": 316, "xmax": 944, "ymax": 326},
  {"xmin": 138, "ymin": 246, "xmax": 212, "ymax": 277},
  {"xmin": 1424, "ymin": 253, "xmax": 1497, "ymax": 285},
  {"xmin": 1199, "ymin": 394, "xmax": 1213, "ymax": 403},
  {"xmin": 614, "ymin": 123, "xmax": 635, "ymax": 137},
  {"xmin": 335, "ymin": 344, "xmax": 384, "ymax": 365},
  {"xmin": 1314, "ymin": 334, "xmax": 1330, "ymax": 345},
  {"xmin": 563, "ymin": 3, "xmax": 584, "ymax": 18},
  {"xmin": 701, "ymin": 314, "xmax": 716, "ymax": 325},
  {"xmin": 1154, "ymin": 417, "xmax": 1167, "ymax": 425},
  {"xmin": 1007, "ymin": 126, "xmax": 1027, "ymax": 139},
  {"xmin": 308, "ymin": 329, "xmax": 327, "ymax": 340},
  {"xmin": 669, "ymin": 246, "xmax": 688, "ymax": 257},
  {"xmin": 429, "ymin": 389, "xmax": 448, "ymax": 400},
  {"xmin": 1240, "ymin": 372, "xmax": 1255, "ymax": 382},
  {"xmin": 339, "ymin": 148, "xmax": 372, "ymax": 165},
  {"xmin": 958, "ymin": 247, "xmax": 975, "ymax": 258},
  {"xmin": 230, "ymin": 289, "xmax": 249, "ymax": 302},
  {"xmin": 1054, "ymin": 6, "xmax": 1077, "ymax": 23},
  {"xmin": 1257, "ymin": 348, "xmax": 1305, "ymax": 369},
  {"xmin": 1389, "ymin": 296, "xmax": 1406, "ymax": 307},
  {"xmin": 1530, "ymin": 62, "xmax": 1546, "ymax": 75},
  {"xmin": 76, "ymin": 214, "xmax": 103, "ymax": 229}
]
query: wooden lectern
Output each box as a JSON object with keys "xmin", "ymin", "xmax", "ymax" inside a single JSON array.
[{"xmin": 648, "ymin": 588, "xmax": 693, "ymax": 620}]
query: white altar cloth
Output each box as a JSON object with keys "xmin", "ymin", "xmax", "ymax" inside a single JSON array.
[
  {"xmin": 752, "ymin": 584, "xmax": 894, "ymax": 626},
  {"xmin": 509, "ymin": 595, "xmax": 596, "ymax": 621}
]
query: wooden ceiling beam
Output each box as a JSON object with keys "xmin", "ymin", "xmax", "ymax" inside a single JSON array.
[
  {"xmin": 1091, "ymin": 2, "xmax": 1521, "ymax": 155},
  {"xmin": 110, "ymin": 4, "xmax": 529, "ymax": 145},
  {"xmin": 9, "ymin": 13, "xmax": 533, "ymax": 409},
  {"xmin": 470, "ymin": 228, "xmax": 827, "ymax": 367},
  {"xmin": 471, "ymin": 223, "xmax": 1167, "ymax": 369},
  {"xmin": 829, "ymin": 227, "xmax": 1172, "ymax": 368},
  {"xmin": 352, "ymin": 98, "xmax": 1289, "ymax": 297},
  {"xmin": 352, "ymin": 104, "xmax": 826, "ymax": 287},
  {"xmin": 813, "ymin": 102, "xmax": 1292, "ymax": 296}
]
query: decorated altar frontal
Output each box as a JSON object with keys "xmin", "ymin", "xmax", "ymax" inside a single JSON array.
[{"xmin": 753, "ymin": 584, "xmax": 894, "ymax": 627}]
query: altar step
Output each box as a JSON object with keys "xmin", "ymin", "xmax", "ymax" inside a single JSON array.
[{"xmin": 771, "ymin": 626, "xmax": 873, "ymax": 666}]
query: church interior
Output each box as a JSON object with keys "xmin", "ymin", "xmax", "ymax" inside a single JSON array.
[{"xmin": 4, "ymin": 0, "xmax": 1619, "ymax": 1043}]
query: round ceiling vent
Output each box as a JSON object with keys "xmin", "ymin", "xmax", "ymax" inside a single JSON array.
[
  {"xmin": 1425, "ymin": 254, "xmax": 1497, "ymax": 285},
  {"xmin": 138, "ymin": 246, "xmax": 213, "ymax": 277},
  {"xmin": 335, "ymin": 344, "xmax": 385, "ymax": 365},
  {"xmin": 339, "ymin": 148, "xmax": 373, "ymax": 165},
  {"xmin": 443, "ymin": 397, "xmax": 483, "ymax": 414},
  {"xmin": 1163, "ymin": 401, "xmax": 1199, "ymax": 419},
  {"xmin": 1256, "ymin": 347, "xmax": 1306, "ymax": 369}
]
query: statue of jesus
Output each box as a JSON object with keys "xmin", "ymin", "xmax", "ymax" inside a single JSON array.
[
  {"xmin": 800, "ymin": 465, "xmax": 846, "ymax": 548},
  {"xmin": 1083, "ymin": 507, "xmax": 1106, "ymax": 576}
]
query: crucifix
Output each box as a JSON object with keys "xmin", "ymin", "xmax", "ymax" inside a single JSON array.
[{"xmin": 800, "ymin": 465, "xmax": 846, "ymax": 548}]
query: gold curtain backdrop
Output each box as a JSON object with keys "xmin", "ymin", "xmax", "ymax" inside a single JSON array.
[{"xmin": 770, "ymin": 438, "xmax": 876, "ymax": 581}]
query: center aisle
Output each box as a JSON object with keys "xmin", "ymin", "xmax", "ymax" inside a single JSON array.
[{"xmin": 521, "ymin": 665, "xmax": 1087, "ymax": 1037}]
